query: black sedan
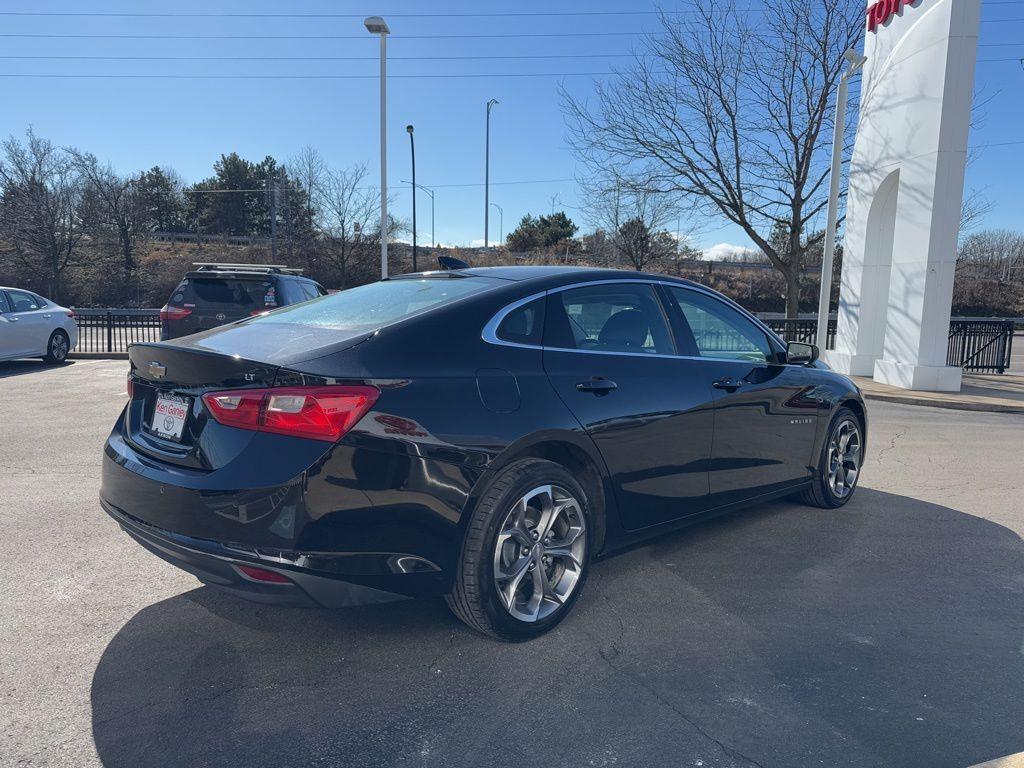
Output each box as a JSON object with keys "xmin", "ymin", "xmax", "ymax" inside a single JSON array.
[{"xmin": 101, "ymin": 267, "xmax": 866, "ymax": 640}]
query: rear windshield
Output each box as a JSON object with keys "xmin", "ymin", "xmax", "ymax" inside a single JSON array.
[
  {"xmin": 246, "ymin": 276, "xmax": 501, "ymax": 331},
  {"xmin": 174, "ymin": 278, "xmax": 277, "ymax": 309}
]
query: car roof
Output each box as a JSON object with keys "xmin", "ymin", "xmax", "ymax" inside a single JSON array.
[{"xmin": 410, "ymin": 264, "xmax": 706, "ymax": 291}]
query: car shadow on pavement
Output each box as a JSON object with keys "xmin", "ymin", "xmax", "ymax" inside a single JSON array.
[
  {"xmin": 90, "ymin": 489, "xmax": 1024, "ymax": 768},
  {"xmin": 0, "ymin": 359, "xmax": 71, "ymax": 379}
]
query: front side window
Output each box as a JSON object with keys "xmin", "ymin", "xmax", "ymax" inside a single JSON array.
[
  {"xmin": 248, "ymin": 276, "xmax": 502, "ymax": 331},
  {"xmin": 6, "ymin": 290, "xmax": 41, "ymax": 313},
  {"xmin": 545, "ymin": 283, "xmax": 674, "ymax": 355},
  {"xmin": 668, "ymin": 287, "xmax": 772, "ymax": 362},
  {"xmin": 0, "ymin": 292, "xmax": 10, "ymax": 314}
]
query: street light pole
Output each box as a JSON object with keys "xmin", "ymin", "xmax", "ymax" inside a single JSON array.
[
  {"xmin": 402, "ymin": 180, "xmax": 435, "ymax": 248},
  {"xmin": 817, "ymin": 48, "xmax": 866, "ymax": 350},
  {"xmin": 484, "ymin": 98, "xmax": 498, "ymax": 248},
  {"xmin": 406, "ymin": 124, "xmax": 417, "ymax": 272},
  {"xmin": 490, "ymin": 203, "xmax": 503, "ymax": 245},
  {"xmin": 365, "ymin": 16, "xmax": 390, "ymax": 279}
]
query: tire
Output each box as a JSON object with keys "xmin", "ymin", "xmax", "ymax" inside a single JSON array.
[
  {"xmin": 800, "ymin": 406, "xmax": 864, "ymax": 509},
  {"xmin": 43, "ymin": 329, "xmax": 69, "ymax": 364},
  {"xmin": 446, "ymin": 458, "xmax": 592, "ymax": 641}
]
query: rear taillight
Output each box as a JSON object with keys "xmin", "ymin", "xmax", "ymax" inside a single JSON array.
[
  {"xmin": 202, "ymin": 386, "xmax": 379, "ymax": 442},
  {"xmin": 159, "ymin": 305, "xmax": 192, "ymax": 322},
  {"xmin": 64, "ymin": 309, "xmax": 75, "ymax": 319},
  {"xmin": 126, "ymin": 373, "xmax": 134, "ymax": 399}
]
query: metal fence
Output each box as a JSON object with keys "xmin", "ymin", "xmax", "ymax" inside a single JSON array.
[
  {"xmin": 947, "ymin": 319, "xmax": 1015, "ymax": 374},
  {"xmin": 73, "ymin": 309, "xmax": 161, "ymax": 353},
  {"xmin": 763, "ymin": 317, "xmax": 838, "ymax": 349},
  {"xmin": 71, "ymin": 307, "xmax": 1015, "ymax": 373}
]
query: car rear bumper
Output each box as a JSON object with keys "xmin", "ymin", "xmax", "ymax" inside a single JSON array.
[{"xmin": 102, "ymin": 499, "xmax": 409, "ymax": 608}]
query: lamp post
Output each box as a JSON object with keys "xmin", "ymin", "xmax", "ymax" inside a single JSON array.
[
  {"xmin": 816, "ymin": 48, "xmax": 867, "ymax": 350},
  {"xmin": 365, "ymin": 15, "xmax": 390, "ymax": 279},
  {"xmin": 484, "ymin": 98, "xmax": 498, "ymax": 248},
  {"xmin": 406, "ymin": 124, "xmax": 417, "ymax": 272},
  {"xmin": 490, "ymin": 202, "xmax": 503, "ymax": 245},
  {"xmin": 401, "ymin": 181, "xmax": 435, "ymax": 248}
]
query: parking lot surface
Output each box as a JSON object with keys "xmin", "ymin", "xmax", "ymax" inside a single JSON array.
[{"xmin": 2, "ymin": 358, "xmax": 1023, "ymax": 768}]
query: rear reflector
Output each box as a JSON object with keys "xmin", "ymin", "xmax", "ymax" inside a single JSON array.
[
  {"xmin": 126, "ymin": 373, "xmax": 134, "ymax": 399},
  {"xmin": 202, "ymin": 385, "xmax": 379, "ymax": 442},
  {"xmin": 159, "ymin": 305, "xmax": 192, "ymax": 322},
  {"xmin": 234, "ymin": 564, "xmax": 292, "ymax": 584}
]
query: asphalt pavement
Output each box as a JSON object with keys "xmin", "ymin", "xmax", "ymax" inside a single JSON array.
[{"xmin": 2, "ymin": 358, "xmax": 1022, "ymax": 768}]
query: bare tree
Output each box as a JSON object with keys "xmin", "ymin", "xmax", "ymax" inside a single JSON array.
[
  {"xmin": 0, "ymin": 129, "xmax": 86, "ymax": 301},
  {"xmin": 581, "ymin": 173, "xmax": 685, "ymax": 270},
  {"xmin": 958, "ymin": 189, "xmax": 994, "ymax": 244},
  {"xmin": 563, "ymin": 0, "xmax": 864, "ymax": 317},
  {"xmin": 70, "ymin": 150, "xmax": 146, "ymax": 280},
  {"xmin": 958, "ymin": 228, "xmax": 1024, "ymax": 282},
  {"xmin": 318, "ymin": 164, "xmax": 386, "ymax": 287}
]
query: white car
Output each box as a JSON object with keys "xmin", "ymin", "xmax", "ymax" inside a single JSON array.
[{"xmin": 0, "ymin": 287, "xmax": 78, "ymax": 364}]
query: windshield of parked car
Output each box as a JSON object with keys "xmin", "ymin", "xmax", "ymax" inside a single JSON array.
[{"xmin": 245, "ymin": 276, "xmax": 502, "ymax": 331}]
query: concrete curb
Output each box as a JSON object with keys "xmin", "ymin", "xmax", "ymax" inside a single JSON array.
[
  {"xmin": 69, "ymin": 353, "xmax": 128, "ymax": 360},
  {"xmin": 863, "ymin": 391, "xmax": 1024, "ymax": 414}
]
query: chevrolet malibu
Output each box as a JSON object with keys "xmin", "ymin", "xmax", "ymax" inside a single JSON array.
[{"xmin": 101, "ymin": 267, "xmax": 866, "ymax": 640}]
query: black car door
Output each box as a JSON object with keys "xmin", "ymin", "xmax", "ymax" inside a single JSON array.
[
  {"xmin": 541, "ymin": 281, "xmax": 717, "ymax": 530},
  {"xmin": 662, "ymin": 286, "xmax": 821, "ymax": 504}
]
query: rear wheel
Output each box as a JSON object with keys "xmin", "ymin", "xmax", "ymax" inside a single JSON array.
[
  {"xmin": 446, "ymin": 459, "xmax": 591, "ymax": 641},
  {"xmin": 800, "ymin": 407, "xmax": 863, "ymax": 508},
  {"xmin": 43, "ymin": 330, "xmax": 69, "ymax": 364}
]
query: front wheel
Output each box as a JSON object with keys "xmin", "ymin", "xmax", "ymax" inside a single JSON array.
[
  {"xmin": 43, "ymin": 330, "xmax": 69, "ymax": 364},
  {"xmin": 446, "ymin": 459, "xmax": 591, "ymax": 641},
  {"xmin": 800, "ymin": 407, "xmax": 864, "ymax": 508}
]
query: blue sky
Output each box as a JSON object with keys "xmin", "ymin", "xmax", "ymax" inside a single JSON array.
[{"xmin": 0, "ymin": 0, "xmax": 1022, "ymax": 252}]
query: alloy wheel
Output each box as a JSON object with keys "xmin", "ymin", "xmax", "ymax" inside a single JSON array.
[
  {"xmin": 51, "ymin": 333, "xmax": 68, "ymax": 361},
  {"xmin": 492, "ymin": 484, "xmax": 586, "ymax": 623},
  {"xmin": 827, "ymin": 419, "xmax": 861, "ymax": 499}
]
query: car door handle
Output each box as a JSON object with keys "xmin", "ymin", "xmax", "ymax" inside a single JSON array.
[
  {"xmin": 43, "ymin": 313, "xmax": 51, "ymax": 318},
  {"xmin": 7, "ymin": 316, "xmax": 18, "ymax": 322},
  {"xmin": 712, "ymin": 377, "xmax": 743, "ymax": 392},
  {"xmin": 576, "ymin": 377, "xmax": 617, "ymax": 394}
]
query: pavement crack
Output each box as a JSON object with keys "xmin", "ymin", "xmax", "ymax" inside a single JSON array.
[{"xmin": 875, "ymin": 427, "xmax": 908, "ymax": 464}]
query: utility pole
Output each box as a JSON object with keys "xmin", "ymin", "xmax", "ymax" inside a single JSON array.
[
  {"xmin": 407, "ymin": 124, "xmax": 417, "ymax": 271},
  {"xmin": 365, "ymin": 16, "xmax": 390, "ymax": 279},
  {"xmin": 484, "ymin": 98, "xmax": 498, "ymax": 248}
]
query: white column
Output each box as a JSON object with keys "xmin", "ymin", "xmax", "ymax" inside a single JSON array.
[{"xmin": 822, "ymin": 0, "xmax": 980, "ymax": 391}]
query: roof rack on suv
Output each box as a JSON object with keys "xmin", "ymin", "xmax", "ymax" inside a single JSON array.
[{"xmin": 191, "ymin": 262, "xmax": 304, "ymax": 275}]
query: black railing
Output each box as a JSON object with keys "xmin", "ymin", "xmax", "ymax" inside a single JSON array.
[
  {"xmin": 71, "ymin": 308, "xmax": 1015, "ymax": 373},
  {"xmin": 73, "ymin": 309, "xmax": 161, "ymax": 353},
  {"xmin": 947, "ymin": 319, "xmax": 1015, "ymax": 374},
  {"xmin": 763, "ymin": 317, "xmax": 838, "ymax": 349}
]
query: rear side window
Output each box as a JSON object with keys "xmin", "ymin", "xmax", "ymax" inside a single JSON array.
[
  {"xmin": 248, "ymin": 276, "xmax": 501, "ymax": 331},
  {"xmin": 545, "ymin": 283, "xmax": 674, "ymax": 355},
  {"xmin": 181, "ymin": 278, "xmax": 277, "ymax": 309},
  {"xmin": 496, "ymin": 297, "xmax": 545, "ymax": 346}
]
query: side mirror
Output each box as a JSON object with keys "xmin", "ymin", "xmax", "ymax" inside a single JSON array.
[{"xmin": 786, "ymin": 341, "xmax": 818, "ymax": 365}]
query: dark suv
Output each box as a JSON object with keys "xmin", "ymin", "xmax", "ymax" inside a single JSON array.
[{"xmin": 160, "ymin": 263, "xmax": 326, "ymax": 340}]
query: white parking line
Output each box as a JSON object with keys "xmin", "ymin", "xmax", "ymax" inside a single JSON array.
[{"xmin": 969, "ymin": 753, "xmax": 1024, "ymax": 768}]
